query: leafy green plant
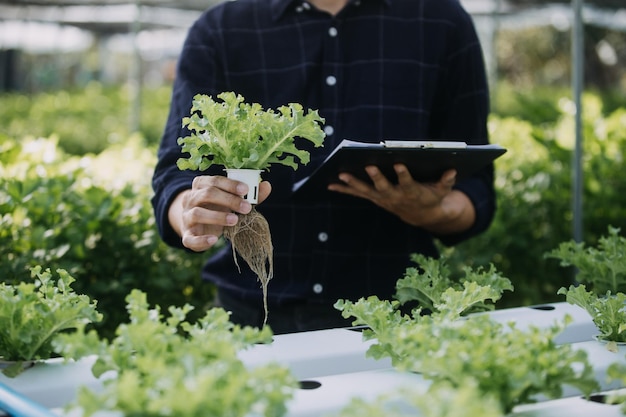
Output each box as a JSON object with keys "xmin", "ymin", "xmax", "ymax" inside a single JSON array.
[
  {"xmin": 0, "ymin": 135, "xmax": 211, "ymax": 339},
  {"xmin": 176, "ymin": 92, "xmax": 326, "ymax": 326},
  {"xmin": 606, "ymin": 362, "xmax": 626, "ymax": 412},
  {"xmin": 558, "ymin": 285, "xmax": 626, "ymax": 347},
  {"xmin": 547, "ymin": 226, "xmax": 626, "ymax": 294},
  {"xmin": 0, "ymin": 267, "xmax": 102, "ymax": 377},
  {"xmin": 336, "ymin": 255, "xmax": 513, "ymax": 365},
  {"xmin": 444, "ymin": 95, "xmax": 626, "ymax": 309},
  {"xmin": 549, "ymin": 226, "xmax": 626, "ymax": 346},
  {"xmin": 331, "ymin": 383, "xmax": 504, "ymax": 417},
  {"xmin": 336, "ymin": 256, "xmax": 598, "ymax": 413},
  {"xmin": 0, "ymin": 83, "xmax": 171, "ymax": 155},
  {"xmin": 54, "ymin": 290, "xmax": 297, "ymax": 417},
  {"xmin": 337, "ymin": 305, "xmax": 599, "ymax": 414},
  {"xmin": 177, "ymin": 91, "xmax": 326, "ymax": 171},
  {"xmin": 386, "ymin": 315, "xmax": 598, "ymax": 413},
  {"xmin": 394, "ymin": 253, "xmax": 513, "ymax": 318}
]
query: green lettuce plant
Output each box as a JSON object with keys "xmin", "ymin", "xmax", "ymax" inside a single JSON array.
[
  {"xmin": 549, "ymin": 226, "xmax": 626, "ymax": 348},
  {"xmin": 0, "ymin": 267, "xmax": 102, "ymax": 377},
  {"xmin": 54, "ymin": 289, "xmax": 297, "ymax": 417},
  {"xmin": 176, "ymin": 92, "xmax": 326, "ymax": 326},
  {"xmin": 0, "ymin": 135, "xmax": 211, "ymax": 339},
  {"xmin": 331, "ymin": 383, "xmax": 504, "ymax": 417},
  {"xmin": 547, "ymin": 226, "xmax": 626, "ymax": 294},
  {"xmin": 177, "ymin": 91, "xmax": 325, "ymax": 171},
  {"xmin": 336, "ymin": 255, "xmax": 599, "ymax": 413},
  {"xmin": 394, "ymin": 253, "xmax": 513, "ymax": 318}
]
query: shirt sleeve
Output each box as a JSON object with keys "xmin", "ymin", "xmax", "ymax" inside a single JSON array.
[
  {"xmin": 428, "ymin": 1, "xmax": 496, "ymax": 245},
  {"xmin": 151, "ymin": 12, "xmax": 226, "ymax": 248}
]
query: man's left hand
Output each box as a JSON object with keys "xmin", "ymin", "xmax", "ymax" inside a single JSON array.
[{"xmin": 327, "ymin": 164, "xmax": 475, "ymax": 234}]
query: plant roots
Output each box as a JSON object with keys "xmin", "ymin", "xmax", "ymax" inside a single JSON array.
[{"xmin": 223, "ymin": 207, "xmax": 274, "ymax": 326}]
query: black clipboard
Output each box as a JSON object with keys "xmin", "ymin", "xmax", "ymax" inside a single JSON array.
[{"xmin": 292, "ymin": 139, "xmax": 507, "ymax": 201}]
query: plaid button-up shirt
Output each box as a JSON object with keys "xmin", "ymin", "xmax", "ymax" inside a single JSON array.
[{"xmin": 152, "ymin": 0, "xmax": 495, "ymax": 305}]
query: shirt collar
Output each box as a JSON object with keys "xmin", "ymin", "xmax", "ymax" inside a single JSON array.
[{"xmin": 271, "ymin": 0, "xmax": 391, "ymax": 21}]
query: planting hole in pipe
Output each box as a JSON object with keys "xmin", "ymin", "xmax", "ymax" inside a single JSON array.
[
  {"xmin": 347, "ymin": 325, "xmax": 371, "ymax": 332},
  {"xmin": 585, "ymin": 394, "xmax": 623, "ymax": 405},
  {"xmin": 299, "ymin": 380, "xmax": 322, "ymax": 390},
  {"xmin": 531, "ymin": 305, "xmax": 556, "ymax": 311}
]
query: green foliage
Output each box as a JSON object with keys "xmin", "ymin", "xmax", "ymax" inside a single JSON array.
[
  {"xmin": 0, "ymin": 267, "xmax": 101, "ymax": 377},
  {"xmin": 339, "ymin": 304, "xmax": 599, "ymax": 414},
  {"xmin": 0, "ymin": 135, "xmax": 211, "ymax": 339},
  {"xmin": 445, "ymin": 91, "xmax": 626, "ymax": 308},
  {"xmin": 54, "ymin": 290, "xmax": 296, "ymax": 417},
  {"xmin": 547, "ymin": 226, "xmax": 626, "ymax": 294},
  {"xmin": 549, "ymin": 226, "xmax": 626, "ymax": 344},
  {"xmin": 0, "ymin": 82, "xmax": 170, "ymax": 155},
  {"xmin": 385, "ymin": 315, "xmax": 598, "ymax": 413},
  {"xmin": 394, "ymin": 254, "xmax": 513, "ymax": 317},
  {"xmin": 177, "ymin": 92, "xmax": 326, "ymax": 171},
  {"xmin": 492, "ymin": 82, "xmax": 568, "ymax": 125},
  {"xmin": 557, "ymin": 285, "xmax": 626, "ymax": 344},
  {"xmin": 332, "ymin": 383, "xmax": 504, "ymax": 417},
  {"xmin": 335, "ymin": 257, "xmax": 513, "ymax": 364},
  {"xmin": 606, "ymin": 363, "xmax": 626, "ymax": 412},
  {"xmin": 337, "ymin": 260, "xmax": 598, "ymax": 413}
]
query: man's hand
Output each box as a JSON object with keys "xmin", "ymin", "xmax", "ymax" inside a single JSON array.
[
  {"xmin": 327, "ymin": 164, "xmax": 475, "ymax": 234},
  {"xmin": 168, "ymin": 175, "xmax": 272, "ymax": 252}
]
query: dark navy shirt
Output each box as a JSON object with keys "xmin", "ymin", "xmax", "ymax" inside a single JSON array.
[{"xmin": 152, "ymin": 0, "xmax": 495, "ymax": 305}]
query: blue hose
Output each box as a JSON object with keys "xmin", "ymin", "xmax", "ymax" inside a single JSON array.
[{"xmin": 0, "ymin": 381, "xmax": 58, "ymax": 417}]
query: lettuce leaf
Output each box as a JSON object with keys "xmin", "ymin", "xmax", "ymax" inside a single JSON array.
[
  {"xmin": 394, "ymin": 254, "xmax": 513, "ymax": 317},
  {"xmin": 0, "ymin": 266, "xmax": 102, "ymax": 377},
  {"xmin": 546, "ymin": 226, "xmax": 626, "ymax": 294},
  {"xmin": 177, "ymin": 92, "xmax": 326, "ymax": 171},
  {"xmin": 54, "ymin": 289, "xmax": 297, "ymax": 417},
  {"xmin": 558, "ymin": 284, "xmax": 626, "ymax": 343}
]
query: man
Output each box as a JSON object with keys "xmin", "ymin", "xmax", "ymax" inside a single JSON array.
[{"xmin": 152, "ymin": 0, "xmax": 495, "ymax": 333}]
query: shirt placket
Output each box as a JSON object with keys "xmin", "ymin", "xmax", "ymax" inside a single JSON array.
[
  {"xmin": 322, "ymin": 12, "xmax": 340, "ymax": 145},
  {"xmin": 305, "ymin": 5, "xmax": 343, "ymax": 300}
]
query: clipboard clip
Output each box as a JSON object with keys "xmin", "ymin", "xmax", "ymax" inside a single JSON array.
[{"xmin": 382, "ymin": 140, "xmax": 467, "ymax": 149}]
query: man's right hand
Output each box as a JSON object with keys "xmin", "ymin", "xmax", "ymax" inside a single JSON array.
[{"xmin": 168, "ymin": 175, "xmax": 272, "ymax": 252}]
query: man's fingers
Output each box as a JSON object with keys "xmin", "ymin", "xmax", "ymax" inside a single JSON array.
[
  {"xmin": 365, "ymin": 165, "xmax": 393, "ymax": 192},
  {"xmin": 192, "ymin": 174, "xmax": 247, "ymax": 196},
  {"xmin": 184, "ymin": 206, "xmax": 239, "ymax": 228},
  {"xmin": 440, "ymin": 169, "xmax": 457, "ymax": 187},
  {"xmin": 186, "ymin": 181, "xmax": 252, "ymax": 215},
  {"xmin": 181, "ymin": 233, "xmax": 219, "ymax": 252},
  {"xmin": 258, "ymin": 181, "xmax": 272, "ymax": 203}
]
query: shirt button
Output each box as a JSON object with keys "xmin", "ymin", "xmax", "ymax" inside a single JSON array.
[
  {"xmin": 326, "ymin": 75, "xmax": 337, "ymax": 86},
  {"xmin": 302, "ymin": 2, "xmax": 311, "ymax": 10},
  {"xmin": 318, "ymin": 232, "xmax": 329, "ymax": 242},
  {"xmin": 295, "ymin": 5, "xmax": 304, "ymax": 12},
  {"xmin": 324, "ymin": 125, "xmax": 334, "ymax": 136},
  {"xmin": 328, "ymin": 27, "xmax": 338, "ymax": 37},
  {"xmin": 313, "ymin": 283, "xmax": 323, "ymax": 294}
]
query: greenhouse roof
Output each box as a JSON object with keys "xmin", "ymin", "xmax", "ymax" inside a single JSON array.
[
  {"xmin": 0, "ymin": 0, "xmax": 623, "ymax": 40},
  {"xmin": 1, "ymin": 0, "xmax": 624, "ymax": 9}
]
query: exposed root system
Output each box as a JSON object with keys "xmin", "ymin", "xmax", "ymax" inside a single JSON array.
[{"xmin": 223, "ymin": 207, "xmax": 274, "ymax": 326}]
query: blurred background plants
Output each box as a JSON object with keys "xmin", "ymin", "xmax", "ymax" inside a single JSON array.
[
  {"xmin": 444, "ymin": 85, "xmax": 626, "ymax": 307},
  {"xmin": 1, "ymin": 82, "xmax": 625, "ymax": 337},
  {"xmin": 0, "ymin": 112, "xmax": 212, "ymax": 338}
]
